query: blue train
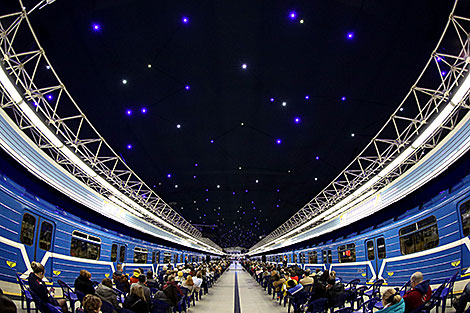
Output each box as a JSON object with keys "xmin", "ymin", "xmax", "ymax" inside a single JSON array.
[
  {"xmin": 0, "ymin": 170, "xmax": 214, "ymax": 296},
  {"xmin": 265, "ymin": 167, "xmax": 470, "ymax": 292}
]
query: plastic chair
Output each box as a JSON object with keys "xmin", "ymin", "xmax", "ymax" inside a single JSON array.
[
  {"xmin": 29, "ymin": 288, "xmax": 62, "ymax": 313},
  {"xmin": 345, "ymin": 279, "xmax": 360, "ymax": 291},
  {"xmin": 15, "ymin": 273, "xmax": 37, "ymax": 313},
  {"xmin": 152, "ymin": 299, "xmax": 172, "ymax": 313},
  {"xmin": 76, "ymin": 290, "xmax": 85, "ymax": 304},
  {"xmin": 100, "ymin": 300, "xmax": 114, "ymax": 313},
  {"xmin": 329, "ymin": 292, "xmax": 350, "ymax": 313},
  {"xmin": 353, "ymin": 297, "xmax": 380, "ymax": 313},
  {"xmin": 112, "ymin": 287, "xmax": 126, "ymax": 304},
  {"xmin": 351, "ymin": 286, "xmax": 368, "ymax": 309},
  {"xmin": 399, "ymin": 280, "xmax": 411, "ymax": 297},
  {"xmin": 436, "ymin": 271, "xmax": 459, "ymax": 313},
  {"xmin": 306, "ymin": 297, "xmax": 328, "ymax": 313},
  {"xmin": 57, "ymin": 279, "xmax": 79, "ymax": 313},
  {"xmin": 364, "ymin": 279, "xmax": 384, "ymax": 299},
  {"xmin": 287, "ymin": 290, "xmax": 310, "ymax": 313}
]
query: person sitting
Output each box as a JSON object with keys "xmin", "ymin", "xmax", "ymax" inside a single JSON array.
[
  {"xmin": 403, "ymin": 272, "xmax": 431, "ymax": 313},
  {"xmin": 287, "ymin": 280, "xmax": 304, "ymax": 296},
  {"xmin": 123, "ymin": 284, "xmax": 148, "ymax": 313},
  {"xmin": 133, "ymin": 275, "xmax": 150, "ymax": 304},
  {"xmin": 82, "ymin": 294, "xmax": 102, "ymax": 313},
  {"xmin": 182, "ymin": 275, "xmax": 195, "ymax": 295},
  {"xmin": 129, "ymin": 269, "xmax": 141, "ymax": 285},
  {"xmin": 95, "ymin": 278, "xmax": 120, "ymax": 313},
  {"xmin": 377, "ymin": 288, "xmax": 405, "ymax": 313},
  {"xmin": 175, "ymin": 271, "xmax": 185, "ymax": 284},
  {"xmin": 163, "ymin": 275, "xmax": 183, "ymax": 307},
  {"xmin": 74, "ymin": 270, "xmax": 95, "ymax": 296},
  {"xmin": 28, "ymin": 262, "xmax": 68, "ymax": 312},
  {"xmin": 0, "ymin": 293, "xmax": 17, "ymax": 313},
  {"xmin": 272, "ymin": 274, "xmax": 286, "ymax": 294},
  {"xmin": 453, "ymin": 282, "xmax": 470, "ymax": 313},
  {"xmin": 146, "ymin": 271, "xmax": 158, "ymax": 289},
  {"xmin": 299, "ymin": 271, "xmax": 314, "ymax": 286}
]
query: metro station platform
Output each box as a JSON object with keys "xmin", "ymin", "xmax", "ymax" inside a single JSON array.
[{"xmin": 188, "ymin": 262, "xmax": 287, "ymax": 313}]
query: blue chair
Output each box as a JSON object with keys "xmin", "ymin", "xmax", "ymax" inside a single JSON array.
[
  {"xmin": 151, "ymin": 299, "xmax": 172, "ymax": 313},
  {"xmin": 329, "ymin": 292, "xmax": 350, "ymax": 313},
  {"xmin": 364, "ymin": 279, "xmax": 384, "ymax": 300},
  {"xmin": 76, "ymin": 290, "xmax": 85, "ymax": 305},
  {"xmin": 436, "ymin": 271, "xmax": 459, "ymax": 313},
  {"xmin": 352, "ymin": 286, "xmax": 368, "ymax": 310},
  {"xmin": 305, "ymin": 298, "xmax": 328, "ymax": 313},
  {"xmin": 344, "ymin": 279, "xmax": 360, "ymax": 292},
  {"xmin": 112, "ymin": 287, "xmax": 126, "ymax": 304},
  {"xmin": 399, "ymin": 280, "xmax": 411, "ymax": 297},
  {"xmin": 100, "ymin": 300, "xmax": 114, "ymax": 313},
  {"xmin": 287, "ymin": 290, "xmax": 310, "ymax": 313},
  {"xmin": 353, "ymin": 297, "xmax": 380, "ymax": 313},
  {"xmin": 15, "ymin": 273, "xmax": 37, "ymax": 313},
  {"xmin": 29, "ymin": 288, "xmax": 62, "ymax": 313},
  {"xmin": 57, "ymin": 279, "xmax": 79, "ymax": 313}
]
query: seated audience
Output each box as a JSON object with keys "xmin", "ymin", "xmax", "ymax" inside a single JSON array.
[
  {"xmin": 403, "ymin": 272, "xmax": 431, "ymax": 313},
  {"xmin": 74, "ymin": 270, "xmax": 95, "ymax": 295},
  {"xmin": 83, "ymin": 294, "xmax": 102, "ymax": 313},
  {"xmin": 378, "ymin": 289, "xmax": 405, "ymax": 313},
  {"xmin": 28, "ymin": 262, "xmax": 68, "ymax": 312},
  {"xmin": 129, "ymin": 269, "xmax": 141, "ymax": 285},
  {"xmin": 272, "ymin": 274, "xmax": 285, "ymax": 293},
  {"xmin": 299, "ymin": 271, "xmax": 314, "ymax": 286},
  {"xmin": 95, "ymin": 278, "xmax": 120, "ymax": 312},
  {"xmin": 123, "ymin": 284, "xmax": 148, "ymax": 313},
  {"xmin": 453, "ymin": 282, "xmax": 470, "ymax": 313},
  {"xmin": 182, "ymin": 275, "xmax": 195, "ymax": 295}
]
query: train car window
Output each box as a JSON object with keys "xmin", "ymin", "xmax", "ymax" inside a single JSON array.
[
  {"xmin": 399, "ymin": 216, "xmax": 439, "ymax": 255},
  {"xmin": 300, "ymin": 253, "xmax": 305, "ymax": 264},
  {"xmin": 377, "ymin": 238, "xmax": 386, "ymax": 259},
  {"xmin": 366, "ymin": 240, "xmax": 374, "ymax": 260},
  {"xmin": 133, "ymin": 247, "xmax": 148, "ymax": 263},
  {"xmin": 460, "ymin": 200, "xmax": 470, "ymax": 236},
  {"xmin": 152, "ymin": 251, "xmax": 156, "ymax": 263},
  {"xmin": 328, "ymin": 250, "xmax": 332, "ymax": 263},
  {"xmin": 322, "ymin": 250, "xmax": 327, "ymax": 263},
  {"xmin": 293, "ymin": 254, "xmax": 297, "ymax": 263},
  {"xmin": 119, "ymin": 246, "xmax": 126, "ymax": 263},
  {"xmin": 70, "ymin": 230, "xmax": 101, "ymax": 260},
  {"xmin": 180, "ymin": 254, "xmax": 184, "ymax": 263},
  {"xmin": 39, "ymin": 221, "xmax": 53, "ymax": 251},
  {"xmin": 163, "ymin": 252, "xmax": 171, "ymax": 264},
  {"xmin": 156, "ymin": 251, "xmax": 160, "ymax": 263},
  {"xmin": 20, "ymin": 213, "xmax": 36, "ymax": 246},
  {"xmin": 308, "ymin": 251, "xmax": 317, "ymax": 263},
  {"xmin": 338, "ymin": 244, "xmax": 356, "ymax": 263},
  {"xmin": 111, "ymin": 244, "xmax": 118, "ymax": 262}
]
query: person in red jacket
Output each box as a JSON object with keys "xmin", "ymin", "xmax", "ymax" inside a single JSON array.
[{"xmin": 403, "ymin": 272, "xmax": 432, "ymax": 313}]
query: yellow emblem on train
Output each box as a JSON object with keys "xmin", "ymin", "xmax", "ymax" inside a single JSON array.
[
  {"xmin": 6, "ymin": 261, "xmax": 16, "ymax": 268},
  {"xmin": 53, "ymin": 271, "xmax": 61, "ymax": 276},
  {"xmin": 387, "ymin": 272, "xmax": 394, "ymax": 276},
  {"xmin": 451, "ymin": 261, "xmax": 460, "ymax": 267},
  {"xmin": 105, "ymin": 273, "xmax": 110, "ymax": 278},
  {"xmin": 362, "ymin": 273, "xmax": 366, "ymax": 277}
]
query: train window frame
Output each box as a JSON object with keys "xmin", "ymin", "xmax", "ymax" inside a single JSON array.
[
  {"xmin": 20, "ymin": 213, "xmax": 36, "ymax": 246},
  {"xmin": 338, "ymin": 243, "xmax": 356, "ymax": 263},
  {"xmin": 377, "ymin": 237, "xmax": 386, "ymax": 259},
  {"xmin": 163, "ymin": 252, "xmax": 171, "ymax": 264},
  {"xmin": 155, "ymin": 251, "xmax": 160, "ymax": 263},
  {"xmin": 111, "ymin": 244, "xmax": 118, "ymax": 262},
  {"xmin": 300, "ymin": 253, "xmax": 305, "ymax": 264},
  {"xmin": 308, "ymin": 251, "xmax": 318, "ymax": 264},
  {"xmin": 322, "ymin": 250, "xmax": 327, "ymax": 263},
  {"xmin": 293, "ymin": 253, "xmax": 297, "ymax": 263},
  {"xmin": 460, "ymin": 199, "xmax": 470, "ymax": 237},
  {"xmin": 119, "ymin": 246, "xmax": 126, "ymax": 263},
  {"xmin": 328, "ymin": 250, "xmax": 332, "ymax": 263},
  {"xmin": 366, "ymin": 240, "xmax": 374, "ymax": 261},
  {"xmin": 39, "ymin": 221, "xmax": 53, "ymax": 251},
  {"xmin": 152, "ymin": 251, "xmax": 156, "ymax": 264},
  {"xmin": 133, "ymin": 247, "xmax": 148, "ymax": 263},
  {"xmin": 399, "ymin": 215, "xmax": 439, "ymax": 255},
  {"xmin": 70, "ymin": 230, "xmax": 101, "ymax": 260}
]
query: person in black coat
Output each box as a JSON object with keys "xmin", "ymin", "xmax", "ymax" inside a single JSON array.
[
  {"xmin": 123, "ymin": 284, "xmax": 148, "ymax": 313},
  {"xmin": 74, "ymin": 270, "xmax": 95, "ymax": 295},
  {"xmin": 28, "ymin": 262, "xmax": 68, "ymax": 312}
]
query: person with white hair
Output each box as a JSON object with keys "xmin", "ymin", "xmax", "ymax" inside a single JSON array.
[{"xmin": 403, "ymin": 272, "xmax": 431, "ymax": 313}]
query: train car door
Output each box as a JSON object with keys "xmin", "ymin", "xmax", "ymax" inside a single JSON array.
[
  {"xmin": 19, "ymin": 211, "xmax": 55, "ymax": 276},
  {"xmin": 365, "ymin": 237, "xmax": 386, "ymax": 282},
  {"xmin": 110, "ymin": 242, "xmax": 126, "ymax": 272},
  {"xmin": 322, "ymin": 249, "xmax": 332, "ymax": 270}
]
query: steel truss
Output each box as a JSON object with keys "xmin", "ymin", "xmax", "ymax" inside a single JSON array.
[
  {"xmin": 251, "ymin": 1, "xmax": 470, "ymax": 252},
  {"xmin": 0, "ymin": 1, "xmax": 221, "ymax": 252}
]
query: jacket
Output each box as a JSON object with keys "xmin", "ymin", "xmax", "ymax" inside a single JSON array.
[
  {"xmin": 378, "ymin": 299, "xmax": 405, "ymax": 313},
  {"xmin": 403, "ymin": 280, "xmax": 432, "ymax": 313},
  {"xmin": 95, "ymin": 283, "xmax": 119, "ymax": 312},
  {"xmin": 123, "ymin": 293, "xmax": 148, "ymax": 313},
  {"xmin": 74, "ymin": 275, "xmax": 95, "ymax": 295}
]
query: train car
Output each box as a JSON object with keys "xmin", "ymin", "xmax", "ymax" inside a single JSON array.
[
  {"xmin": 0, "ymin": 170, "xmax": 210, "ymax": 295},
  {"xmin": 265, "ymin": 171, "xmax": 470, "ymax": 290}
]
